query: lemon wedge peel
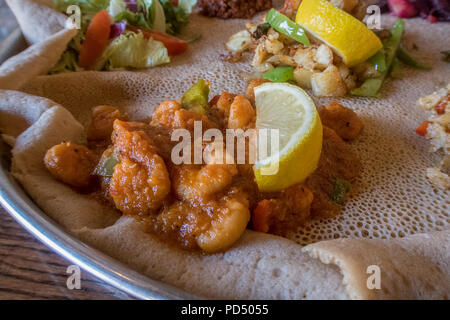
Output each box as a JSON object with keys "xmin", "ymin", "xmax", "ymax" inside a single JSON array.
[
  {"xmin": 295, "ymin": 0, "xmax": 383, "ymax": 67},
  {"xmin": 253, "ymin": 83, "xmax": 323, "ymax": 192}
]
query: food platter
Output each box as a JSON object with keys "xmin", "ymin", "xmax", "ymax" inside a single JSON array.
[
  {"xmin": 0, "ymin": 29, "xmax": 197, "ymax": 300},
  {"xmin": 0, "ymin": 0, "xmax": 448, "ymax": 301}
]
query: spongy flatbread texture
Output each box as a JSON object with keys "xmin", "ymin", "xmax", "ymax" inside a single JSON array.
[
  {"xmin": 10, "ymin": 103, "xmax": 121, "ymax": 230},
  {"xmin": 1, "ymin": 0, "xmax": 449, "ymax": 299},
  {"xmin": 0, "ymin": 90, "xmax": 59, "ymax": 137},
  {"xmin": 0, "ymin": 28, "xmax": 76, "ymax": 90},
  {"xmin": 19, "ymin": 11, "xmax": 450, "ymax": 244},
  {"xmin": 6, "ymin": 0, "xmax": 66, "ymax": 44},
  {"xmin": 304, "ymin": 231, "xmax": 450, "ymax": 299},
  {"xmin": 74, "ymin": 217, "xmax": 348, "ymax": 299}
]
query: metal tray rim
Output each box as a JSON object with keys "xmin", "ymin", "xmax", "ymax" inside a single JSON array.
[{"xmin": 0, "ymin": 163, "xmax": 198, "ymax": 300}]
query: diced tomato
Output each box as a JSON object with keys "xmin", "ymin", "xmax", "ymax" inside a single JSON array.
[
  {"xmin": 416, "ymin": 121, "xmax": 432, "ymax": 136},
  {"xmin": 252, "ymin": 200, "xmax": 272, "ymax": 233},
  {"xmin": 435, "ymin": 99, "xmax": 447, "ymax": 115},
  {"xmin": 127, "ymin": 26, "xmax": 188, "ymax": 55},
  {"xmin": 148, "ymin": 30, "xmax": 187, "ymax": 55},
  {"xmin": 209, "ymin": 95, "xmax": 221, "ymax": 107},
  {"xmin": 427, "ymin": 14, "xmax": 438, "ymax": 23},
  {"xmin": 78, "ymin": 10, "xmax": 111, "ymax": 69},
  {"xmin": 170, "ymin": 0, "xmax": 179, "ymax": 5}
]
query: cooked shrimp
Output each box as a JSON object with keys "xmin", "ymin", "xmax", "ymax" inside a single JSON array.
[
  {"xmin": 197, "ymin": 196, "xmax": 250, "ymax": 253},
  {"xmin": 172, "ymin": 162, "xmax": 238, "ymax": 201},
  {"xmin": 109, "ymin": 120, "xmax": 170, "ymax": 215},
  {"xmin": 151, "ymin": 100, "xmax": 216, "ymax": 131},
  {"xmin": 44, "ymin": 142, "xmax": 96, "ymax": 188},
  {"xmin": 214, "ymin": 92, "xmax": 236, "ymax": 117},
  {"xmin": 88, "ymin": 105, "xmax": 128, "ymax": 141},
  {"xmin": 171, "ymin": 141, "xmax": 237, "ymax": 201},
  {"xmin": 228, "ymin": 95, "xmax": 256, "ymax": 129},
  {"xmin": 318, "ymin": 101, "xmax": 363, "ymax": 140},
  {"xmin": 154, "ymin": 188, "xmax": 250, "ymax": 253},
  {"xmin": 110, "ymin": 158, "xmax": 170, "ymax": 215}
]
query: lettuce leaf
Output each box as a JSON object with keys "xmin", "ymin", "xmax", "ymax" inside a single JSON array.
[
  {"xmin": 159, "ymin": 0, "xmax": 188, "ymax": 35},
  {"xmin": 139, "ymin": 0, "xmax": 166, "ymax": 32},
  {"xmin": 151, "ymin": 0, "xmax": 167, "ymax": 32},
  {"xmin": 49, "ymin": 50, "xmax": 84, "ymax": 74},
  {"xmin": 108, "ymin": 0, "xmax": 126, "ymax": 17},
  {"xmin": 179, "ymin": 0, "xmax": 197, "ymax": 14},
  {"xmin": 112, "ymin": 0, "xmax": 166, "ymax": 32},
  {"xmin": 114, "ymin": 9, "xmax": 152, "ymax": 29},
  {"xmin": 54, "ymin": 0, "xmax": 189, "ymax": 36},
  {"xmin": 96, "ymin": 31, "xmax": 170, "ymax": 70}
]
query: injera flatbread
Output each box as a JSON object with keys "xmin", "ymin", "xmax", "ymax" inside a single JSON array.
[
  {"xmin": 0, "ymin": 28, "xmax": 76, "ymax": 90},
  {"xmin": 0, "ymin": 0, "xmax": 449, "ymax": 299},
  {"xmin": 5, "ymin": 0, "xmax": 66, "ymax": 44}
]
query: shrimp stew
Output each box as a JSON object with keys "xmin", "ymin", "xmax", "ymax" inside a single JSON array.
[{"xmin": 44, "ymin": 80, "xmax": 362, "ymax": 253}]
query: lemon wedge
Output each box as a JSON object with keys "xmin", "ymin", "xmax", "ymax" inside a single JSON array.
[
  {"xmin": 253, "ymin": 83, "xmax": 323, "ymax": 192},
  {"xmin": 295, "ymin": 0, "xmax": 382, "ymax": 66}
]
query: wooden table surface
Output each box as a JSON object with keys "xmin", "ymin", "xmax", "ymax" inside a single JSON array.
[{"xmin": 0, "ymin": 205, "xmax": 133, "ymax": 300}]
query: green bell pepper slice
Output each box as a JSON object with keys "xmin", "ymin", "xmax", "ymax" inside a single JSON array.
[
  {"xmin": 265, "ymin": 9, "xmax": 310, "ymax": 46},
  {"xmin": 397, "ymin": 47, "xmax": 431, "ymax": 70},
  {"xmin": 331, "ymin": 177, "xmax": 352, "ymax": 205},
  {"xmin": 181, "ymin": 79, "xmax": 210, "ymax": 115},
  {"xmin": 263, "ymin": 66, "xmax": 295, "ymax": 83},
  {"xmin": 368, "ymin": 50, "xmax": 387, "ymax": 73},
  {"xmin": 351, "ymin": 18, "xmax": 405, "ymax": 98},
  {"xmin": 95, "ymin": 152, "xmax": 120, "ymax": 177}
]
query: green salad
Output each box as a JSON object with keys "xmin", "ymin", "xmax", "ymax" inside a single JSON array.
[{"xmin": 51, "ymin": 0, "xmax": 197, "ymax": 73}]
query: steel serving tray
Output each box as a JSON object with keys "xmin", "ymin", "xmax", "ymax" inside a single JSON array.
[{"xmin": 0, "ymin": 29, "xmax": 197, "ymax": 300}]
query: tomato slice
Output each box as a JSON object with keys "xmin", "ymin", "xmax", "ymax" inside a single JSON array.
[
  {"xmin": 416, "ymin": 121, "xmax": 432, "ymax": 136},
  {"xmin": 127, "ymin": 25, "xmax": 188, "ymax": 56},
  {"xmin": 252, "ymin": 200, "xmax": 272, "ymax": 233},
  {"xmin": 78, "ymin": 10, "xmax": 111, "ymax": 69}
]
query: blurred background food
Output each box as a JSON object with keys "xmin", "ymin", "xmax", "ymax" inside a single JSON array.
[
  {"xmin": 198, "ymin": 0, "xmax": 272, "ymax": 19},
  {"xmin": 378, "ymin": 0, "xmax": 449, "ymax": 22}
]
